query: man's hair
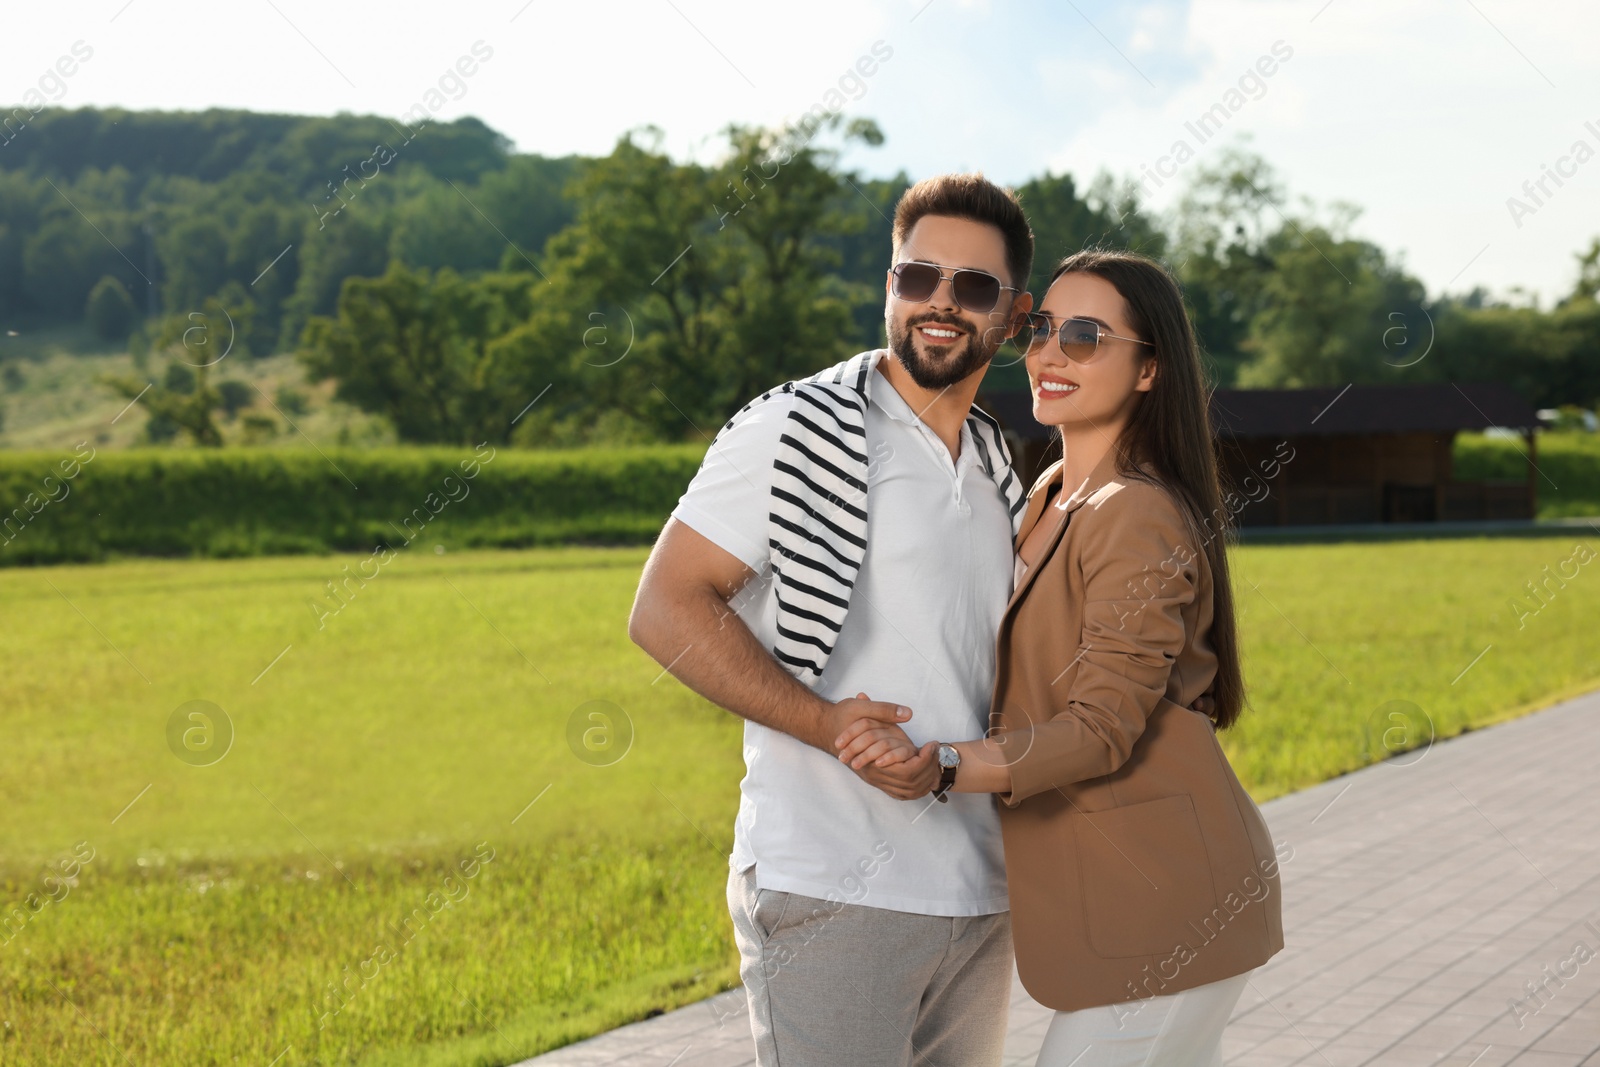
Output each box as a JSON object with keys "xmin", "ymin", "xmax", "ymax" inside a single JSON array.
[{"xmin": 891, "ymin": 173, "xmax": 1034, "ymax": 290}]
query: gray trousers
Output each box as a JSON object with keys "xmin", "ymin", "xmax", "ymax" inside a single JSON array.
[{"xmin": 727, "ymin": 864, "xmax": 1013, "ymax": 1067}]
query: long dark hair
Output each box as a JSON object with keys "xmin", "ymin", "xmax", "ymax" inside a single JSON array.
[{"xmin": 1046, "ymin": 249, "xmax": 1246, "ymax": 729}]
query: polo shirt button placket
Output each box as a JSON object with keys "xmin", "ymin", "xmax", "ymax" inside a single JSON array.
[
  {"xmin": 950, "ymin": 477, "xmax": 971, "ymax": 517},
  {"xmin": 952, "ymin": 431, "xmax": 977, "ymax": 518}
]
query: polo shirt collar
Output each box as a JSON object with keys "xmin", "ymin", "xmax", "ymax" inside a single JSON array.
[{"xmin": 867, "ymin": 351, "xmax": 978, "ymax": 462}]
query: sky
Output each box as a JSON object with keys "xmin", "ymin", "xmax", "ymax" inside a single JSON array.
[{"xmin": 6, "ymin": 0, "xmax": 1600, "ymax": 304}]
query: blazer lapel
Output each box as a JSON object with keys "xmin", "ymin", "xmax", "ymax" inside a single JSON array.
[
  {"xmin": 1003, "ymin": 449, "xmax": 1128, "ymax": 616},
  {"xmin": 1011, "ymin": 461, "xmax": 1061, "ymax": 548}
]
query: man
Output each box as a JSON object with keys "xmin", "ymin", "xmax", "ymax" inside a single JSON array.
[{"xmin": 629, "ymin": 173, "xmax": 1034, "ymax": 1066}]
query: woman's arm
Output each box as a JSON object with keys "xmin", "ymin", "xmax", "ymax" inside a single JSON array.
[
  {"xmin": 834, "ymin": 484, "xmax": 1204, "ymax": 802},
  {"xmin": 834, "ymin": 730, "xmax": 1008, "ymax": 794},
  {"xmin": 979, "ymin": 485, "xmax": 1198, "ymax": 803},
  {"xmin": 950, "ymin": 738, "xmax": 1012, "ymax": 793}
]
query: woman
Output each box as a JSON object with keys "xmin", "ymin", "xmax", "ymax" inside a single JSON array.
[{"xmin": 838, "ymin": 249, "xmax": 1285, "ymax": 1065}]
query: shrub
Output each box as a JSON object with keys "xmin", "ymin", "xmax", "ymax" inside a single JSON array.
[
  {"xmin": 0, "ymin": 444, "xmax": 706, "ymax": 566},
  {"xmin": 217, "ymin": 380, "xmax": 254, "ymax": 419}
]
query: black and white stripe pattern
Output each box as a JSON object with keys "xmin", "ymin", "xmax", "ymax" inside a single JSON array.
[{"xmin": 717, "ymin": 350, "xmax": 1026, "ymax": 687}]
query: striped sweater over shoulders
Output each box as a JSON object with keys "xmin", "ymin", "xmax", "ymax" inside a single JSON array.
[{"xmin": 713, "ymin": 349, "xmax": 1026, "ymax": 686}]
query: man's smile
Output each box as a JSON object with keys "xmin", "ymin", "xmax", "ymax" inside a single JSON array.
[{"xmin": 915, "ymin": 323, "xmax": 968, "ymax": 345}]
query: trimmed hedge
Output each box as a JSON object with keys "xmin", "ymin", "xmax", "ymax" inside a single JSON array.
[{"xmin": 0, "ymin": 444, "xmax": 707, "ymax": 566}]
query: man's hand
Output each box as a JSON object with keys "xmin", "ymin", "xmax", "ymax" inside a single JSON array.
[
  {"xmin": 817, "ymin": 692, "xmax": 911, "ymax": 755},
  {"xmin": 828, "ymin": 701, "xmax": 939, "ymax": 800}
]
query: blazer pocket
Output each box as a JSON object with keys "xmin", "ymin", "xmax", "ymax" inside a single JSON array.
[{"xmin": 1074, "ymin": 793, "xmax": 1217, "ymax": 959}]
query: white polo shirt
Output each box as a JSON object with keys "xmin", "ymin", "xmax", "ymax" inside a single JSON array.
[{"xmin": 671, "ymin": 355, "xmax": 1012, "ymax": 916}]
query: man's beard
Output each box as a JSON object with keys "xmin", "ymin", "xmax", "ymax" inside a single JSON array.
[{"xmin": 887, "ymin": 313, "xmax": 997, "ymax": 390}]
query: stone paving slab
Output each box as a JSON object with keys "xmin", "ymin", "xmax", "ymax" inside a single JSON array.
[{"xmin": 518, "ymin": 688, "xmax": 1600, "ymax": 1066}]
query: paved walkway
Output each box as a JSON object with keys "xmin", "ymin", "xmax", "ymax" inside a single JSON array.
[{"xmin": 519, "ymin": 689, "xmax": 1600, "ymax": 1066}]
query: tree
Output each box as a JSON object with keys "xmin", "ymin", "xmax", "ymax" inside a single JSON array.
[
  {"xmin": 1431, "ymin": 302, "xmax": 1567, "ymax": 405},
  {"xmin": 99, "ymin": 291, "xmax": 252, "ymax": 446},
  {"xmin": 86, "ymin": 275, "xmax": 137, "ymax": 341},
  {"xmin": 387, "ymin": 178, "xmax": 505, "ymax": 274},
  {"xmin": 157, "ymin": 215, "xmax": 230, "ymax": 315},
  {"xmin": 1016, "ymin": 171, "xmax": 1166, "ymax": 277},
  {"xmin": 477, "ymin": 154, "xmax": 581, "ymax": 271},
  {"xmin": 12, "ymin": 108, "xmax": 508, "ymax": 192},
  {"xmin": 816, "ymin": 172, "xmax": 908, "ymax": 345},
  {"xmin": 1166, "ymin": 147, "xmax": 1434, "ymax": 391},
  {"xmin": 708, "ymin": 121, "xmax": 879, "ymax": 411},
  {"xmin": 226, "ymin": 202, "xmax": 300, "ymax": 355},
  {"xmin": 280, "ymin": 208, "xmax": 391, "ymax": 350},
  {"xmin": 143, "ymin": 410, "xmax": 180, "ymax": 443},
  {"xmin": 520, "ymin": 120, "xmax": 882, "ymax": 440},
  {"xmin": 1570, "ymin": 238, "xmax": 1600, "ymax": 306},
  {"xmin": 274, "ymin": 385, "xmax": 309, "ymax": 416},
  {"xmin": 23, "ymin": 217, "xmax": 122, "ymax": 319},
  {"xmin": 527, "ymin": 128, "xmax": 720, "ymax": 437},
  {"xmin": 163, "ymin": 361, "xmax": 197, "ymax": 394},
  {"xmin": 298, "ymin": 262, "xmax": 540, "ymax": 444},
  {"xmin": 1551, "ymin": 290, "xmax": 1600, "ymax": 409},
  {"xmin": 101, "ymin": 362, "xmax": 223, "ymax": 446},
  {"xmin": 1431, "ymin": 293, "xmax": 1600, "ymax": 410},
  {"xmin": 1238, "ymin": 228, "xmax": 1425, "ymax": 388},
  {"xmin": 1170, "ymin": 149, "xmax": 1289, "ymax": 385}
]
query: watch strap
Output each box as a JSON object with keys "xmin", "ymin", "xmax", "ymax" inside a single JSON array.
[{"xmin": 934, "ymin": 746, "xmax": 958, "ymax": 802}]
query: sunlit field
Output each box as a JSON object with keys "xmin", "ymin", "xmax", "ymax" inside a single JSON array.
[{"xmin": 3, "ymin": 533, "xmax": 1597, "ymax": 1064}]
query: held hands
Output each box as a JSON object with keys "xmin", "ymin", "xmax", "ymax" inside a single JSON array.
[
  {"xmin": 835, "ymin": 717, "xmax": 919, "ymax": 770},
  {"xmin": 821, "ymin": 692, "xmax": 1218, "ymax": 806},
  {"xmin": 828, "ymin": 693, "xmax": 939, "ymax": 801}
]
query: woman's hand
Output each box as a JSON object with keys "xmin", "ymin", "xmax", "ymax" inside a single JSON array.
[
  {"xmin": 835, "ymin": 718, "xmax": 918, "ymax": 769},
  {"xmin": 832, "ymin": 717, "xmax": 939, "ymax": 799},
  {"xmin": 859, "ymin": 741, "xmax": 939, "ymax": 800}
]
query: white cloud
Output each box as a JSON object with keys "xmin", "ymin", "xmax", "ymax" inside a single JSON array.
[{"xmin": 1042, "ymin": 0, "xmax": 1600, "ymax": 301}]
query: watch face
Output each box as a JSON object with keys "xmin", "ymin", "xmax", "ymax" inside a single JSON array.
[{"xmin": 938, "ymin": 744, "xmax": 959, "ymax": 769}]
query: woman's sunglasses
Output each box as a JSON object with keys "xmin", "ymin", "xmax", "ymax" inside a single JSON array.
[
  {"xmin": 888, "ymin": 261, "xmax": 1018, "ymax": 315},
  {"xmin": 1012, "ymin": 313, "xmax": 1154, "ymax": 363}
]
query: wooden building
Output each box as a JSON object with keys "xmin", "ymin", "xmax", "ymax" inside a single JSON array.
[{"xmin": 978, "ymin": 383, "xmax": 1539, "ymax": 527}]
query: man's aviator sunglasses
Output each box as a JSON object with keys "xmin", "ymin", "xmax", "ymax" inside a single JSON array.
[
  {"xmin": 1011, "ymin": 313, "xmax": 1154, "ymax": 363},
  {"xmin": 888, "ymin": 261, "xmax": 1019, "ymax": 315}
]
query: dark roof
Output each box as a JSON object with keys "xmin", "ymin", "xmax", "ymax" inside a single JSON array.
[
  {"xmin": 1209, "ymin": 383, "xmax": 1538, "ymax": 437},
  {"xmin": 977, "ymin": 390, "xmax": 1039, "ymax": 438},
  {"xmin": 979, "ymin": 383, "xmax": 1538, "ymax": 440}
]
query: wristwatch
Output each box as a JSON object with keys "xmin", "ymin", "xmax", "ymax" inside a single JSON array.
[{"xmin": 934, "ymin": 743, "xmax": 960, "ymax": 803}]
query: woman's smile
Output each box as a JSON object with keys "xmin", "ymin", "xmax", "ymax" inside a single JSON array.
[{"xmin": 1034, "ymin": 372, "xmax": 1079, "ymax": 401}]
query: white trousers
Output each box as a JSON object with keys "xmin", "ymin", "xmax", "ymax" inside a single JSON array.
[{"xmin": 1034, "ymin": 971, "xmax": 1251, "ymax": 1067}]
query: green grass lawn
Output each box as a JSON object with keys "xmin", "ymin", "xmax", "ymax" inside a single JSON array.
[
  {"xmin": 1, "ymin": 548, "xmax": 743, "ymax": 1066},
  {"xmin": 3, "ymin": 535, "xmax": 1599, "ymax": 1065}
]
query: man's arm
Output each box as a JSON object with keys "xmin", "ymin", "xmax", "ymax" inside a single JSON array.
[{"xmin": 629, "ymin": 519, "xmax": 932, "ymax": 789}]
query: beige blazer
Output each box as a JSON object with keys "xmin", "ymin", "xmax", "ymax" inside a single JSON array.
[{"xmin": 990, "ymin": 449, "xmax": 1285, "ymax": 1013}]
